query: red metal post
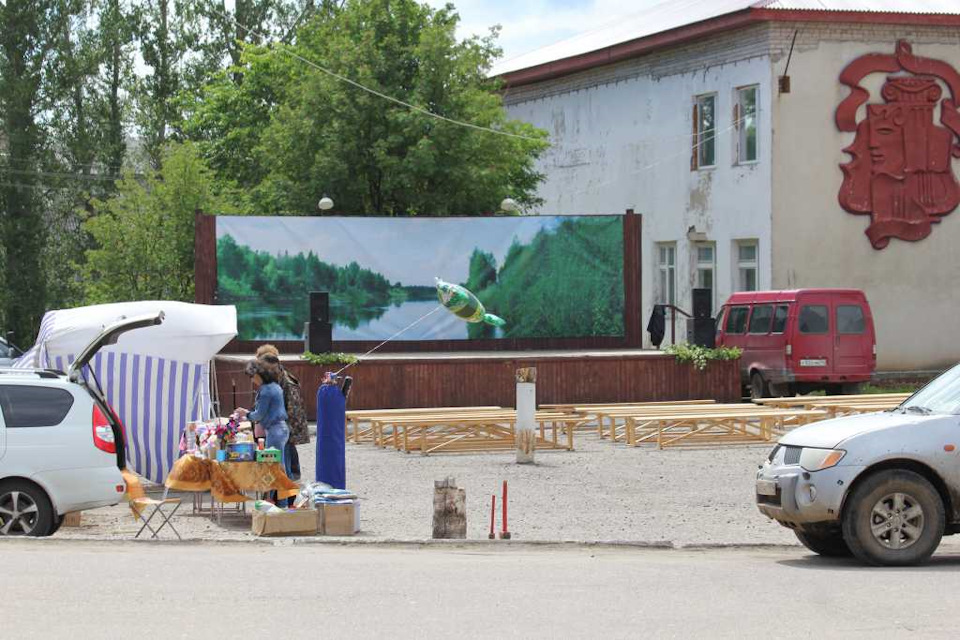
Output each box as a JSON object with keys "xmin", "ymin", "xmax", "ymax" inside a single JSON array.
[{"xmin": 500, "ymin": 480, "xmax": 511, "ymax": 539}]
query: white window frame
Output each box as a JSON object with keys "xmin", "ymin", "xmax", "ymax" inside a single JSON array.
[
  {"xmin": 735, "ymin": 240, "xmax": 759, "ymax": 292},
  {"xmin": 735, "ymin": 85, "xmax": 759, "ymax": 165},
  {"xmin": 695, "ymin": 242, "xmax": 716, "ymax": 311},
  {"xmin": 656, "ymin": 243, "xmax": 677, "ymax": 310},
  {"xmin": 693, "ymin": 93, "xmax": 717, "ymax": 170}
]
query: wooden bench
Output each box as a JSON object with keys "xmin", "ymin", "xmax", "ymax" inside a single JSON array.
[
  {"xmin": 368, "ymin": 410, "xmax": 587, "ymax": 455},
  {"xmin": 622, "ymin": 408, "xmax": 828, "ymax": 449},
  {"xmin": 754, "ymin": 393, "xmax": 910, "ymax": 409},
  {"xmin": 808, "ymin": 400, "xmax": 902, "ymax": 418},
  {"xmin": 345, "ymin": 406, "xmax": 502, "ymax": 443}
]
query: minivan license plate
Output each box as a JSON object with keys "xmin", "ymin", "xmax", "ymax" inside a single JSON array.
[
  {"xmin": 800, "ymin": 359, "xmax": 827, "ymax": 367},
  {"xmin": 756, "ymin": 479, "xmax": 778, "ymax": 496}
]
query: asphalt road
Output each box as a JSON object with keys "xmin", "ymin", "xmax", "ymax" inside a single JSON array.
[{"xmin": 3, "ymin": 541, "xmax": 960, "ymax": 639}]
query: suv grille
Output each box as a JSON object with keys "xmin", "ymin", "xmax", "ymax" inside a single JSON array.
[{"xmin": 783, "ymin": 446, "xmax": 802, "ymax": 466}]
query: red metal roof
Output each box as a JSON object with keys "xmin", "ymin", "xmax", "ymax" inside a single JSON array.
[{"xmin": 497, "ymin": 1, "xmax": 960, "ymax": 88}]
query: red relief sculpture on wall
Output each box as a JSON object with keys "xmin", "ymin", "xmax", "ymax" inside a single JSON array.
[{"xmin": 836, "ymin": 41, "xmax": 960, "ymax": 250}]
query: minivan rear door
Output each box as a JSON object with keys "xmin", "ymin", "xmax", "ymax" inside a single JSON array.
[{"xmin": 833, "ymin": 294, "xmax": 872, "ymax": 377}]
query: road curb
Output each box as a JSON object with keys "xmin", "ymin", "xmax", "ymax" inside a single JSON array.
[{"xmin": 3, "ymin": 536, "xmax": 805, "ymax": 550}]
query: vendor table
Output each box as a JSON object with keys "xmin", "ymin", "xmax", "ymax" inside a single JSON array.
[{"xmin": 165, "ymin": 456, "xmax": 299, "ymax": 522}]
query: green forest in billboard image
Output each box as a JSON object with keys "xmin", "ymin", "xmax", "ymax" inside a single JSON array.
[{"xmin": 216, "ymin": 216, "xmax": 624, "ymax": 341}]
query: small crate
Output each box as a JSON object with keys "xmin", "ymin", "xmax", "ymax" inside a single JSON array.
[{"xmin": 256, "ymin": 447, "xmax": 282, "ymax": 464}]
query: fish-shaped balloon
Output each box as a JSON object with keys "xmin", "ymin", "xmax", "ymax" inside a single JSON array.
[{"xmin": 435, "ymin": 278, "xmax": 506, "ymax": 327}]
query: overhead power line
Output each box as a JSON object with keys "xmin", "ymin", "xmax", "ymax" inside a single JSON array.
[{"xmin": 203, "ymin": 3, "xmax": 545, "ymax": 143}]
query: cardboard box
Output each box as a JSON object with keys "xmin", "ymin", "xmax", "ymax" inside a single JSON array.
[
  {"xmin": 251, "ymin": 509, "xmax": 320, "ymax": 537},
  {"xmin": 320, "ymin": 502, "xmax": 360, "ymax": 536},
  {"xmin": 63, "ymin": 512, "xmax": 82, "ymax": 527}
]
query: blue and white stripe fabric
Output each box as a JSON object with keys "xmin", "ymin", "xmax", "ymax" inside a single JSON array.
[
  {"xmin": 11, "ymin": 304, "xmax": 231, "ymax": 484},
  {"xmin": 23, "ymin": 348, "xmax": 212, "ymax": 484}
]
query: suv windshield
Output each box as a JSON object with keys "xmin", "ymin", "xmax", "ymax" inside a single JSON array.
[{"xmin": 900, "ymin": 364, "xmax": 960, "ymax": 415}]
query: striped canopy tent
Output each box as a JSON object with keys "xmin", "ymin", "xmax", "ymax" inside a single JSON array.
[{"xmin": 14, "ymin": 301, "xmax": 237, "ymax": 483}]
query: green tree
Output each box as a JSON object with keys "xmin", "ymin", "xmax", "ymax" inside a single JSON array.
[
  {"xmin": 184, "ymin": 0, "xmax": 547, "ymax": 215},
  {"xmin": 136, "ymin": 0, "xmax": 192, "ymax": 169},
  {"xmin": 0, "ymin": 0, "xmax": 79, "ymax": 343},
  {"xmin": 82, "ymin": 142, "xmax": 241, "ymax": 302}
]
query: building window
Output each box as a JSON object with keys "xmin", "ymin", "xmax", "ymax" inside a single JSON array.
[
  {"xmin": 695, "ymin": 243, "xmax": 715, "ymax": 310},
  {"xmin": 736, "ymin": 240, "xmax": 758, "ymax": 292},
  {"xmin": 657, "ymin": 243, "xmax": 676, "ymax": 309},
  {"xmin": 736, "ymin": 85, "xmax": 758, "ymax": 164},
  {"xmin": 693, "ymin": 94, "xmax": 717, "ymax": 169}
]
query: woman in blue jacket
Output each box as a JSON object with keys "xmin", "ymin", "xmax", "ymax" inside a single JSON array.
[{"xmin": 237, "ymin": 360, "xmax": 290, "ymax": 480}]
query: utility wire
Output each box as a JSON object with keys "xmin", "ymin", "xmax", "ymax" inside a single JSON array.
[{"xmin": 203, "ymin": 3, "xmax": 544, "ymax": 143}]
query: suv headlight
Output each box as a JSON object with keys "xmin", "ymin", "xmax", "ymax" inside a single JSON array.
[{"xmin": 799, "ymin": 448, "xmax": 846, "ymax": 472}]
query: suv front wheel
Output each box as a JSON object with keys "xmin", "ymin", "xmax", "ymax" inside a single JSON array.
[
  {"xmin": 842, "ymin": 469, "xmax": 944, "ymax": 566},
  {"xmin": 794, "ymin": 527, "xmax": 851, "ymax": 557},
  {"xmin": 0, "ymin": 480, "xmax": 56, "ymax": 537}
]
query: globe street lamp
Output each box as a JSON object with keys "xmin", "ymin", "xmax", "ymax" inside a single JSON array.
[{"xmin": 318, "ymin": 195, "xmax": 334, "ymax": 212}]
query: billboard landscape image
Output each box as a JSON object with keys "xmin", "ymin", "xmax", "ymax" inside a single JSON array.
[{"xmin": 216, "ymin": 216, "xmax": 624, "ymax": 342}]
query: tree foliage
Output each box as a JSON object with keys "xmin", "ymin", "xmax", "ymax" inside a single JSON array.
[
  {"xmin": 185, "ymin": 0, "xmax": 547, "ymax": 215},
  {"xmin": 82, "ymin": 143, "xmax": 241, "ymax": 302}
]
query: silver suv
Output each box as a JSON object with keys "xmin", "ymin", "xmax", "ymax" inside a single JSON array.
[{"xmin": 757, "ymin": 364, "xmax": 960, "ymax": 566}]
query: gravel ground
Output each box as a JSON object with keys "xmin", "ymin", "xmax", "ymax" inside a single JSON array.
[{"xmin": 55, "ymin": 427, "xmax": 808, "ymax": 545}]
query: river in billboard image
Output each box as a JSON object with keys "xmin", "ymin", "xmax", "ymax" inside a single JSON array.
[
  {"xmin": 234, "ymin": 298, "xmax": 473, "ymax": 341},
  {"xmin": 216, "ymin": 215, "xmax": 624, "ymax": 342}
]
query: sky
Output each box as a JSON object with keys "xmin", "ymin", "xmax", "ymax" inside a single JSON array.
[
  {"xmin": 424, "ymin": 0, "xmax": 667, "ymax": 67},
  {"xmin": 218, "ymin": 216, "xmax": 570, "ymax": 286}
]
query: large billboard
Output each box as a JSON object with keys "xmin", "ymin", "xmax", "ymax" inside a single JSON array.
[{"xmin": 216, "ymin": 216, "xmax": 624, "ymax": 342}]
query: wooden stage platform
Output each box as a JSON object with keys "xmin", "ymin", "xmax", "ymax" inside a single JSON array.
[{"xmin": 214, "ymin": 349, "xmax": 742, "ymax": 418}]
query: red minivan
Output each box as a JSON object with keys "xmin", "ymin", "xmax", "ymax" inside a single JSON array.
[{"xmin": 715, "ymin": 289, "xmax": 876, "ymax": 399}]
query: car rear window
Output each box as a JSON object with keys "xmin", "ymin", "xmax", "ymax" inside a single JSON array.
[
  {"xmin": 725, "ymin": 306, "xmax": 749, "ymax": 334},
  {"xmin": 798, "ymin": 305, "xmax": 829, "ymax": 334},
  {"xmin": 0, "ymin": 385, "xmax": 75, "ymax": 428},
  {"xmin": 837, "ymin": 305, "xmax": 866, "ymax": 334},
  {"xmin": 748, "ymin": 305, "xmax": 774, "ymax": 334},
  {"xmin": 772, "ymin": 305, "xmax": 789, "ymax": 333}
]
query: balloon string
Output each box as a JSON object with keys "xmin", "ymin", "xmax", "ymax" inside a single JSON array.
[{"xmin": 334, "ymin": 304, "xmax": 445, "ymax": 376}]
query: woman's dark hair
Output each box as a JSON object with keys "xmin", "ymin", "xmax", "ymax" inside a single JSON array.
[{"xmin": 244, "ymin": 359, "xmax": 278, "ymax": 385}]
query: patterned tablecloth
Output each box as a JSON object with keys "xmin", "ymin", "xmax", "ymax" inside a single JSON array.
[{"xmin": 165, "ymin": 456, "xmax": 299, "ymax": 503}]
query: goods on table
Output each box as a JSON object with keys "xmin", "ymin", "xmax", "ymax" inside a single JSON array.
[
  {"xmin": 226, "ymin": 442, "xmax": 256, "ymax": 462},
  {"xmin": 180, "ymin": 417, "xmax": 254, "ymax": 460},
  {"xmin": 256, "ymin": 447, "xmax": 282, "ymax": 464}
]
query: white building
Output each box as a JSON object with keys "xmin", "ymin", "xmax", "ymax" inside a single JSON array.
[{"xmin": 496, "ymin": 0, "xmax": 960, "ymax": 371}]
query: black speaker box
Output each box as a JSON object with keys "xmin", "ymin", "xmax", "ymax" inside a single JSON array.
[
  {"xmin": 692, "ymin": 288, "xmax": 712, "ymax": 319},
  {"xmin": 693, "ymin": 317, "xmax": 716, "ymax": 348},
  {"xmin": 310, "ymin": 291, "xmax": 330, "ymax": 324},
  {"xmin": 306, "ymin": 321, "xmax": 333, "ymax": 354}
]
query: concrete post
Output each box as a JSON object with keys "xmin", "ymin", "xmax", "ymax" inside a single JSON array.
[{"xmin": 516, "ymin": 367, "xmax": 537, "ymax": 464}]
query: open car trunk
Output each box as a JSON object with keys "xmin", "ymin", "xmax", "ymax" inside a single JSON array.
[{"xmin": 68, "ymin": 312, "xmax": 165, "ymax": 468}]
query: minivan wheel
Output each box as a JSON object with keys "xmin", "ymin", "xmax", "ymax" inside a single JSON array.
[
  {"xmin": 750, "ymin": 372, "xmax": 768, "ymax": 400},
  {"xmin": 0, "ymin": 481, "xmax": 55, "ymax": 537},
  {"xmin": 842, "ymin": 470, "xmax": 944, "ymax": 566}
]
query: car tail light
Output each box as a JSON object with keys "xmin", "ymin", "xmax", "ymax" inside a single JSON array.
[
  {"xmin": 92, "ymin": 405, "xmax": 116, "ymax": 454},
  {"xmin": 872, "ymin": 344, "xmax": 877, "ymax": 355},
  {"xmin": 785, "ymin": 344, "xmax": 793, "ymax": 356},
  {"xmin": 107, "ymin": 405, "xmax": 127, "ymax": 444}
]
